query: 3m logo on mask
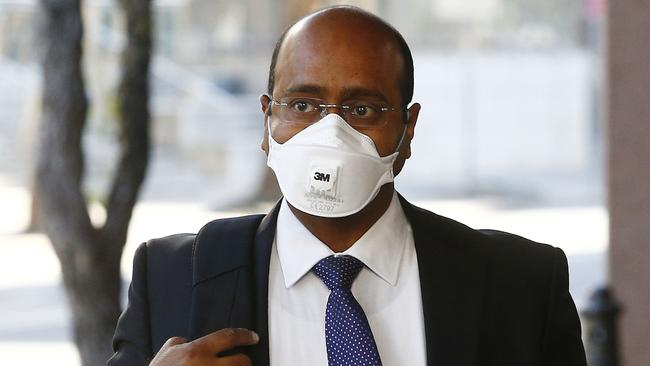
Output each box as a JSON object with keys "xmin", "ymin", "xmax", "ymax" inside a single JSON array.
[
  {"xmin": 313, "ymin": 172, "xmax": 330, "ymax": 182},
  {"xmin": 308, "ymin": 164, "xmax": 338, "ymax": 198}
]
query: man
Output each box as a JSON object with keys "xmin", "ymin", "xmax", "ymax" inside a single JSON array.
[{"xmin": 109, "ymin": 6, "xmax": 586, "ymax": 366}]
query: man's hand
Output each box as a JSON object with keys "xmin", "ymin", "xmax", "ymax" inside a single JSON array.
[{"xmin": 149, "ymin": 328, "xmax": 259, "ymax": 365}]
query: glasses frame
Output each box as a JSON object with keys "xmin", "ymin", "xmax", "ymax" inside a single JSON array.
[{"xmin": 267, "ymin": 95, "xmax": 407, "ymax": 128}]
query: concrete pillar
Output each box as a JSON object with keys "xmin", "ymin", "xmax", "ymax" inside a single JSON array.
[{"xmin": 607, "ymin": 0, "xmax": 650, "ymax": 365}]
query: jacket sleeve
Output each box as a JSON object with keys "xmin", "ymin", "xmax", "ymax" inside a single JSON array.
[
  {"xmin": 108, "ymin": 243, "xmax": 153, "ymax": 366},
  {"xmin": 542, "ymin": 247, "xmax": 587, "ymax": 366}
]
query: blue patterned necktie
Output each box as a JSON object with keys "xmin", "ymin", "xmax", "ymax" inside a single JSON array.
[{"xmin": 312, "ymin": 255, "xmax": 383, "ymax": 366}]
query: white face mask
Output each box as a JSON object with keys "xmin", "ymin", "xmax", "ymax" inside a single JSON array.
[{"xmin": 267, "ymin": 113, "xmax": 405, "ymax": 218}]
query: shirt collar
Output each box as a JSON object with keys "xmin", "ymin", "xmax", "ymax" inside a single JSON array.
[{"xmin": 275, "ymin": 192, "xmax": 410, "ymax": 288}]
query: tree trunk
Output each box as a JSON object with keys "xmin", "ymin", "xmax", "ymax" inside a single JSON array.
[{"xmin": 36, "ymin": 1, "xmax": 151, "ymax": 365}]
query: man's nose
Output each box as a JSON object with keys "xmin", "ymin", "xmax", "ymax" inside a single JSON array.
[{"xmin": 319, "ymin": 105, "xmax": 347, "ymax": 120}]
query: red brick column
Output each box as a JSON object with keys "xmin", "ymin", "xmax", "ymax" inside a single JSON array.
[{"xmin": 607, "ymin": 0, "xmax": 650, "ymax": 365}]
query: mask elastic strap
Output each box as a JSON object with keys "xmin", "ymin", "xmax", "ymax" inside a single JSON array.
[
  {"xmin": 392, "ymin": 123, "xmax": 408, "ymax": 154},
  {"xmin": 266, "ymin": 115, "xmax": 277, "ymax": 146}
]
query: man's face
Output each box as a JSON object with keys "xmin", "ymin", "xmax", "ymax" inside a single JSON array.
[{"xmin": 260, "ymin": 13, "xmax": 420, "ymax": 176}]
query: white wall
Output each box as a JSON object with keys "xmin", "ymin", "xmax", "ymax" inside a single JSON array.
[{"xmin": 398, "ymin": 50, "xmax": 595, "ymax": 196}]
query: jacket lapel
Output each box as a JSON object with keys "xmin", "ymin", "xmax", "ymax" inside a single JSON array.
[
  {"xmin": 401, "ymin": 197, "xmax": 487, "ymax": 366},
  {"xmin": 249, "ymin": 204, "xmax": 279, "ymax": 366}
]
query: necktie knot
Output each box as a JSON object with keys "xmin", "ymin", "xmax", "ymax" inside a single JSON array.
[{"xmin": 313, "ymin": 255, "xmax": 364, "ymax": 291}]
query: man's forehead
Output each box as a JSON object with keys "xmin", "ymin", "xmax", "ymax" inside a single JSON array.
[
  {"xmin": 273, "ymin": 9, "xmax": 403, "ymax": 98},
  {"xmin": 283, "ymin": 8, "xmax": 397, "ymax": 52}
]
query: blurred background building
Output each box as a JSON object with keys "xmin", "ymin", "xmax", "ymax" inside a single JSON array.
[
  {"xmin": 0, "ymin": 0, "xmax": 613, "ymax": 364},
  {"xmin": 0, "ymin": 0, "xmax": 606, "ymax": 205}
]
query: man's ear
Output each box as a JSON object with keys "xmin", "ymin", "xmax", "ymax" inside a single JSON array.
[
  {"xmin": 260, "ymin": 94, "xmax": 272, "ymax": 154},
  {"xmin": 403, "ymin": 102, "xmax": 420, "ymax": 159},
  {"xmin": 392, "ymin": 102, "xmax": 420, "ymax": 177},
  {"xmin": 260, "ymin": 94, "xmax": 271, "ymax": 114}
]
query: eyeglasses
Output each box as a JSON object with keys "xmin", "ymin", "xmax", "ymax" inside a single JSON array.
[{"xmin": 269, "ymin": 96, "xmax": 405, "ymax": 128}]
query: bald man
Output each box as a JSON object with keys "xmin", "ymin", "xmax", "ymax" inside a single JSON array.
[{"xmin": 109, "ymin": 6, "xmax": 586, "ymax": 366}]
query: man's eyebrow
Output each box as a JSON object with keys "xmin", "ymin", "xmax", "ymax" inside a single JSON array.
[
  {"xmin": 283, "ymin": 85, "xmax": 389, "ymax": 101},
  {"xmin": 285, "ymin": 85, "xmax": 323, "ymax": 94},
  {"xmin": 340, "ymin": 87, "xmax": 388, "ymax": 102}
]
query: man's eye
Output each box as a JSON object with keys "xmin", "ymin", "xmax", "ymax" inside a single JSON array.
[
  {"xmin": 291, "ymin": 100, "xmax": 316, "ymax": 113},
  {"xmin": 351, "ymin": 104, "xmax": 378, "ymax": 118},
  {"xmin": 354, "ymin": 106, "xmax": 368, "ymax": 115}
]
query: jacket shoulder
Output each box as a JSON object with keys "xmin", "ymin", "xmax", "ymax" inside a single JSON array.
[
  {"xmin": 477, "ymin": 228, "xmax": 558, "ymax": 263},
  {"xmin": 191, "ymin": 214, "xmax": 266, "ymax": 284},
  {"xmin": 419, "ymin": 207, "xmax": 562, "ymax": 293},
  {"xmin": 403, "ymin": 200, "xmax": 557, "ymax": 257},
  {"xmin": 145, "ymin": 233, "xmax": 196, "ymax": 268},
  {"xmin": 403, "ymin": 199, "xmax": 560, "ymax": 275},
  {"xmin": 143, "ymin": 214, "xmax": 266, "ymax": 267}
]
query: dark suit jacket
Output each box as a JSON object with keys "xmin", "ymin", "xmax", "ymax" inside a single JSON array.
[{"xmin": 108, "ymin": 197, "xmax": 586, "ymax": 366}]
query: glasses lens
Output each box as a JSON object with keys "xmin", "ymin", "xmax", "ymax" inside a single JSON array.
[
  {"xmin": 273, "ymin": 97, "xmax": 393, "ymax": 128},
  {"xmin": 275, "ymin": 97, "xmax": 321, "ymax": 125},
  {"xmin": 346, "ymin": 101, "xmax": 387, "ymax": 127}
]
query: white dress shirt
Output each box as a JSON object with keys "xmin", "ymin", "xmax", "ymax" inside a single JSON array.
[{"xmin": 268, "ymin": 192, "xmax": 427, "ymax": 366}]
